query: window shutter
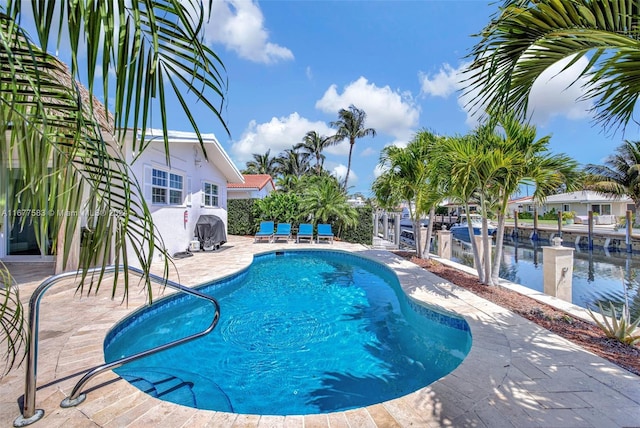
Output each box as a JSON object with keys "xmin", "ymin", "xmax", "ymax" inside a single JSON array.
[{"xmin": 143, "ymin": 165, "xmax": 153, "ymax": 202}]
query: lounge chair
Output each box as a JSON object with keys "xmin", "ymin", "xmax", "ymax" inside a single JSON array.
[
  {"xmin": 296, "ymin": 223, "xmax": 314, "ymax": 243},
  {"xmin": 273, "ymin": 223, "xmax": 292, "ymax": 242},
  {"xmin": 254, "ymin": 221, "xmax": 274, "ymax": 243},
  {"xmin": 316, "ymin": 223, "xmax": 334, "ymax": 244}
]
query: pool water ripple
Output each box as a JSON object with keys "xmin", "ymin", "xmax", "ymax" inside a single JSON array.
[{"xmin": 104, "ymin": 250, "xmax": 471, "ymax": 415}]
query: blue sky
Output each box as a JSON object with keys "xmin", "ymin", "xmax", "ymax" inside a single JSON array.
[
  {"xmin": 189, "ymin": 0, "xmax": 636, "ymax": 197},
  {"xmin": 13, "ymin": 1, "xmax": 639, "ymax": 197}
]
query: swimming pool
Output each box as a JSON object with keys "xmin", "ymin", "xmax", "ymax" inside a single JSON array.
[{"xmin": 104, "ymin": 250, "xmax": 472, "ymax": 415}]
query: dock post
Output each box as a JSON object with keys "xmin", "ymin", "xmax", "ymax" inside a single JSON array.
[
  {"xmin": 533, "ymin": 207, "xmax": 539, "ymax": 240},
  {"xmin": 382, "ymin": 213, "xmax": 389, "ymax": 240},
  {"xmin": 373, "ymin": 211, "xmax": 379, "ymax": 237},
  {"xmin": 626, "ymin": 210, "xmax": 633, "ymax": 253},
  {"xmin": 588, "ymin": 211, "xmax": 594, "ymax": 250},
  {"xmin": 557, "ymin": 210, "xmax": 563, "ymax": 238},
  {"xmin": 513, "ymin": 210, "xmax": 519, "ymax": 239},
  {"xmin": 394, "ymin": 213, "xmax": 401, "ymax": 248},
  {"xmin": 437, "ymin": 229, "xmax": 452, "ymax": 259},
  {"xmin": 543, "ymin": 237, "xmax": 574, "ymax": 303}
]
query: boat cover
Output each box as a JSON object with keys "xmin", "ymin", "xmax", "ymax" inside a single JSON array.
[{"xmin": 195, "ymin": 215, "xmax": 227, "ymax": 250}]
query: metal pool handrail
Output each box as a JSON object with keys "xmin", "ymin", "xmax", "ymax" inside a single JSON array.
[{"xmin": 14, "ymin": 265, "xmax": 220, "ymax": 427}]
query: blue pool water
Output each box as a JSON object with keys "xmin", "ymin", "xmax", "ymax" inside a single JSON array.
[{"xmin": 104, "ymin": 250, "xmax": 471, "ymax": 415}]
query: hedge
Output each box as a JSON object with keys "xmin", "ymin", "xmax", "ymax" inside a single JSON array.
[
  {"xmin": 227, "ymin": 199, "xmax": 257, "ymax": 235},
  {"xmin": 340, "ymin": 205, "xmax": 373, "ymax": 245}
]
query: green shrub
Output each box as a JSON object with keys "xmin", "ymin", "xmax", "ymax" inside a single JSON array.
[
  {"xmin": 435, "ymin": 206, "xmax": 448, "ymax": 215},
  {"xmin": 517, "ymin": 211, "xmax": 533, "ymax": 220},
  {"xmin": 340, "ymin": 205, "xmax": 373, "ymax": 245},
  {"xmin": 541, "ymin": 208, "xmax": 557, "ymax": 220},
  {"xmin": 227, "ymin": 199, "xmax": 257, "ymax": 235},
  {"xmin": 253, "ymin": 192, "xmax": 301, "ymax": 226},
  {"xmin": 587, "ymin": 302, "xmax": 640, "ymax": 346}
]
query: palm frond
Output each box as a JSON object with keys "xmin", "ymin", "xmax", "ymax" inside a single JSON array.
[{"xmin": 466, "ymin": 0, "xmax": 640, "ymax": 133}]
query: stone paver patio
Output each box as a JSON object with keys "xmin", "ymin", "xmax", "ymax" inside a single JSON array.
[{"xmin": 1, "ymin": 235, "xmax": 639, "ymax": 427}]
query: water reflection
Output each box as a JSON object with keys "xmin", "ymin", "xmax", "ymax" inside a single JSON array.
[{"xmin": 450, "ymin": 237, "xmax": 640, "ymax": 319}]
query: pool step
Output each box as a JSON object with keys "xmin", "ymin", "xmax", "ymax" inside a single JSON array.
[{"xmin": 118, "ymin": 368, "xmax": 197, "ymax": 407}]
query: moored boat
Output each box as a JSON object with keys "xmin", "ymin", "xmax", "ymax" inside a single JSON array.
[{"xmin": 450, "ymin": 214, "xmax": 497, "ymax": 242}]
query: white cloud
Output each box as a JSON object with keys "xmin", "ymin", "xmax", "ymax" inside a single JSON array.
[
  {"xmin": 526, "ymin": 56, "xmax": 593, "ymax": 125},
  {"xmin": 360, "ymin": 147, "xmax": 377, "ymax": 157},
  {"xmin": 315, "ymin": 77, "xmax": 419, "ymax": 140},
  {"xmin": 419, "ymin": 64, "xmax": 460, "ymax": 98},
  {"xmin": 373, "ymin": 163, "xmax": 387, "ymax": 178},
  {"xmin": 231, "ymin": 113, "xmax": 334, "ymax": 162},
  {"xmin": 204, "ymin": 0, "xmax": 293, "ymax": 64},
  {"xmin": 306, "ymin": 66, "xmax": 313, "ymax": 80},
  {"xmin": 422, "ymin": 57, "xmax": 594, "ymax": 128},
  {"xmin": 332, "ymin": 164, "xmax": 357, "ymax": 186}
]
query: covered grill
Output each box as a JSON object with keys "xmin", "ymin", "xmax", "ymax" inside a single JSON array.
[{"xmin": 194, "ymin": 215, "xmax": 227, "ymax": 251}]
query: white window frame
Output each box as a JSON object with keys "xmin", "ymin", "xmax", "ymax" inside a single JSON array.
[
  {"xmin": 202, "ymin": 181, "xmax": 219, "ymax": 207},
  {"xmin": 150, "ymin": 167, "xmax": 184, "ymax": 206}
]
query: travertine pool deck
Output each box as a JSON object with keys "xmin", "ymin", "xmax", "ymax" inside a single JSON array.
[{"xmin": 1, "ymin": 235, "xmax": 639, "ymax": 427}]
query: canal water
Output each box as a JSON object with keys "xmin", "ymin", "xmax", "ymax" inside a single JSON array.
[{"xmin": 449, "ymin": 237, "xmax": 640, "ymax": 320}]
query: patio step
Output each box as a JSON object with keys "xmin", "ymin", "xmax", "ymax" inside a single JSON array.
[{"xmin": 371, "ymin": 237, "xmax": 398, "ymax": 250}]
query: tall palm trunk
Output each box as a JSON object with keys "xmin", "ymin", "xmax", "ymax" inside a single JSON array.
[
  {"xmin": 343, "ymin": 138, "xmax": 355, "ymax": 190},
  {"xmin": 492, "ymin": 211, "xmax": 507, "ymax": 285},
  {"xmin": 422, "ymin": 205, "xmax": 436, "ymax": 260},
  {"xmin": 465, "ymin": 203, "xmax": 486, "ymax": 283}
]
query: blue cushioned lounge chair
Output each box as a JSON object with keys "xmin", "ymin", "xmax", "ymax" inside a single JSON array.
[
  {"xmin": 316, "ymin": 223, "xmax": 334, "ymax": 244},
  {"xmin": 254, "ymin": 221, "xmax": 274, "ymax": 243},
  {"xmin": 273, "ymin": 223, "xmax": 292, "ymax": 242},
  {"xmin": 296, "ymin": 223, "xmax": 314, "ymax": 243}
]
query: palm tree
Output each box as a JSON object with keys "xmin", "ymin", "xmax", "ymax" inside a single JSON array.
[
  {"xmin": 244, "ymin": 150, "xmax": 279, "ymax": 176},
  {"xmin": 295, "ymin": 131, "xmax": 336, "ymax": 175},
  {"xmin": 466, "ymin": 0, "xmax": 640, "ymax": 132},
  {"xmin": 487, "ymin": 113, "xmax": 580, "ymax": 284},
  {"xmin": 276, "ymin": 148, "xmax": 311, "ymax": 179},
  {"xmin": 585, "ymin": 140, "xmax": 640, "ymax": 226},
  {"xmin": 432, "ymin": 132, "xmax": 500, "ymax": 284},
  {"xmin": 299, "ymin": 177, "xmax": 358, "ymax": 231},
  {"xmin": 1, "ymin": 1, "xmax": 227, "ymax": 374},
  {"xmin": 330, "ymin": 105, "xmax": 376, "ymax": 190},
  {"xmin": 372, "ymin": 130, "xmax": 441, "ymax": 258}
]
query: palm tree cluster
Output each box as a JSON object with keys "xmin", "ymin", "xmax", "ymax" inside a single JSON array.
[
  {"xmin": 373, "ymin": 115, "xmax": 580, "ymax": 285},
  {"xmin": 242, "ymin": 105, "xmax": 375, "ymax": 192},
  {"xmin": 242, "ymin": 105, "xmax": 375, "ymax": 233}
]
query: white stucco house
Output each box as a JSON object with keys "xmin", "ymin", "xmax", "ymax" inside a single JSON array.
[
  {"xmin": 0, "ymin": 127, "xmax": 243, "ymax": 271},
  {"xmin": 227, "ymin": 174, "xmax": 275, "ymax": 199},
  {"xmin": 123, "ymin": 129, "xmax": 244, "ymax": 259}
]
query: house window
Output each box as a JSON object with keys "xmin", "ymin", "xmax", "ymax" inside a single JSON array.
[
  {"xmin": 203, "ymin": 182, "xmax": 219, "ymax": 207},
  {"xmin": 563, "ymin": 204, "xmax": 570, "ymax": 212},
  {"xmin": 590, "ymin": 204, "xmax": 611, "ymax": 215},
  {"xmin": 152, "ymin": 168, "xmax": 183, "ymax": 205}
]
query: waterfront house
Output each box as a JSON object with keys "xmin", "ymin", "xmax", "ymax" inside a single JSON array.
[{"xmin": 509, "ymin": 190, "xmax": 633, "ymax": 225}]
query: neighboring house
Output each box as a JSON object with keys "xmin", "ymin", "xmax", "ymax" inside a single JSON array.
[
  {"xmin": 509, "ymin": 191, "xmax": 634, "ymax": 224},
  {"xmin": 123, "ymin": 129, "xmax": 244, "ymax": 259},
  {"xmin": 507, "ymin": 196, "xmax": 534, "ymax": 216},
  {"xmin": 347, "ymin": 196, "xmax": 366, "ymax": 207},
  {"xmin": 227, "ymin": 174, "xmax": 275, "ymax": 200}
]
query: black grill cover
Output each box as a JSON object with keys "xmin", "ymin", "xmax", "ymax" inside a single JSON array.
[{"xmin": 195, "ymin": 215, "xmax": 227, "ymax": 249}]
